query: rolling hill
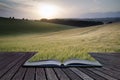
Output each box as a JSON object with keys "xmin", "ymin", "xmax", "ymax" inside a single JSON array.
[
  {"xmin": 0, "ymin": 19, "xmax": 120, "ymax": 62},
  {"xmin": 0, "ymin": 18, "xmax": 74, "ymax": 36}
]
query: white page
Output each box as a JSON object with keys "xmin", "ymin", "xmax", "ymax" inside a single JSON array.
[
  {"xmin": 24, "ymin": 60, "xmax": 62, "ymax": 66},
  {"xmin": 63, "ymin": 59, "xmax": 102, "ymax": 66}
]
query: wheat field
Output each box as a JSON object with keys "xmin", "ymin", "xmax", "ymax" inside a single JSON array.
[{"xmin": 0, "ymin": 20, "xmax": 120, "ymax": 62}]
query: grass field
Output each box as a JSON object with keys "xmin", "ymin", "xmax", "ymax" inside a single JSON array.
[
  {"xmin": 0, "ymin": 19, "xmax": 74, "ymax": 36},
  {"xmin": 0, "ymin": 19, "xmax": 120, "ymax": 62}
]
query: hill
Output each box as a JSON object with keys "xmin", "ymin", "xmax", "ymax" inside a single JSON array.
[
  {"xmin": 0, "ymin": 19, "xmax": 120, "ymax": 61},
  {"xmin": 0, "ymin": 18, "xmax": 74, "ymax": 36},
  {"xmin": 41, "ymin": 19, "xmax": 104, "ymax": 27}
]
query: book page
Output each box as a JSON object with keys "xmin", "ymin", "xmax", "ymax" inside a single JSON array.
[
  {"xmin": 63, "ymin": 59, "xmax": 102, "ymax": 67},
  {"xmin": 24, "ymin": 60, "xmax": 62, "ymax": 67}
]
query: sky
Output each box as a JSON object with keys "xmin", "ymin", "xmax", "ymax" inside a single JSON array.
[{"xmin": 0, "ymin": 0, "xmax": 120, "ymax": 19}]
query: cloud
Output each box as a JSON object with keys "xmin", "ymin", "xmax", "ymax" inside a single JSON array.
[
  {"xmin": 0, "ymin": 2, "xmax": 15, "ymax": 13},
  {"xmin": 0, "ymin": 0, "xmax": 37, "ymax": 13},
  {"xmin": 0, "ymin": 2, "xmax": 14, "ymax": 17},
  {"xmin": 93, "ymin": 0, "xmax": 97, "ymax": 2},
  {"xmin": 0, "ymin": 2, "xmax": 14, "ymax": 10},
  {"xmin": 0, "ymin": 0, "xmax": 120, "ymax": 19},
  {"xmin": 0, "ymin": 0, "xmax": 35, "ymax": 9}
]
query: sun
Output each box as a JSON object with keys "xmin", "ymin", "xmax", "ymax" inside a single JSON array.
[{"xmin": 39, "ymin": 4, "xmax": 58, "ymax": 19}]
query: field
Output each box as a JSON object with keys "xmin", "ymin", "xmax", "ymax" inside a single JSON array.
[{"xmin": 0, "ymin": 19, "xmax": 120, "ymax": 62}]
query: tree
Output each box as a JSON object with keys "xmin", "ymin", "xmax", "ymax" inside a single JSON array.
[{"xmin": 12, "ymin": 17, "xmax": 15, "ymax": 19}]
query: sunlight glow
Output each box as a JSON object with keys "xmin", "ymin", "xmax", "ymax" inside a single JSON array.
[{"xmin": 38, "ymin": 4, "xmax": 58, "ymax": 19}]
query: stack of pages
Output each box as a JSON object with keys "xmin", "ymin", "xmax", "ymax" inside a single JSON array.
[{"xmin": 23, "ymin": 53, "xmax": 102, "ymax": 67}]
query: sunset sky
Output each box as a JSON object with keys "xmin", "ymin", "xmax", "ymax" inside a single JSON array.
[{"xmin": 0, "ymin": 0, "xmax": 120, "ymax": 19}]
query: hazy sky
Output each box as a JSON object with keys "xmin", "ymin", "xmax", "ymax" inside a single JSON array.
[{"xmin": 0, "ymin": 0, "xmax": 120, "ymax": 19}]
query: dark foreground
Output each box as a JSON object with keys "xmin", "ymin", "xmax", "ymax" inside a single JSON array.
[{"xmin": 0, "ymin": 52, "xmax": 120, "ymax": 80}]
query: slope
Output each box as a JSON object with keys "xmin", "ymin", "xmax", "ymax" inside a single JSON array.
[
  {"xmin": 0, "ymin": 22, "xmax": 120, "ymax": 62},
  {"xmin": 0, "ymin": 19, "xmax": 74, "ymax": 36}
]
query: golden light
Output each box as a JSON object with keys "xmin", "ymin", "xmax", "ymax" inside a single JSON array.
[{"xmin": 38, "ymin": 4, "xmax": 58, "ymax": 19}]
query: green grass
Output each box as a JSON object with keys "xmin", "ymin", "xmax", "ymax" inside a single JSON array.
[
  {"xmin": 0, "ymin": 19, "xmax": 74, "ymax": 36},
  {"xmin": 0, "ymin": 20, "xmax": 120, "ymax": 62}
]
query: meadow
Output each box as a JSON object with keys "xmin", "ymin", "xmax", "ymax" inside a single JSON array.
[{"xmin": 0, "ymin": 19, "xmax": 120, "ymax": 62}]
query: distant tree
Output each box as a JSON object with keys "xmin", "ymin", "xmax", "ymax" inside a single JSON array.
[
  {"xmin": 26, "ymin": 19, "xmax": 28, "ymax": 21},
  {"xmin": 9, "ymin": 17, "xmax": 12, "ymax": 19},
  {"xmin": 41, "ymin": 18, "xmax": 48, "ymax": 22},
  {"xmin": 107, "ymin": 22, "xmax": 112, "ymax": 24},
  {"xmin": 12, "ymin": 17, "xmax": 15, "ymax": 19}
]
